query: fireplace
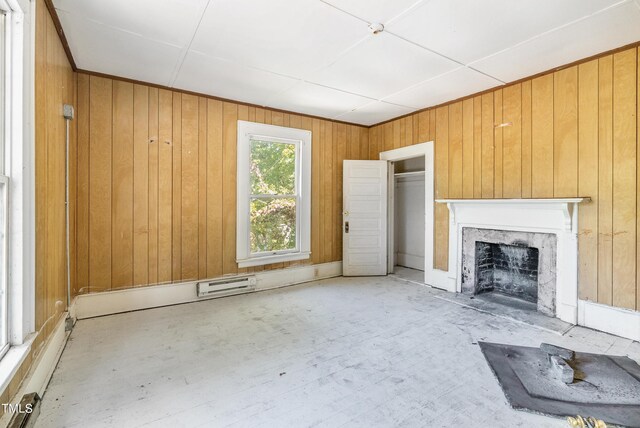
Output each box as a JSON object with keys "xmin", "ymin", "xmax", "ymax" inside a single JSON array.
[
  {"xmin": 435, "ymin": 198, "xmax": 587, "ymax": 323},
  {"xmin": 461, "ymin": 227, "xmax": 557, "ymax": 316},
  {"xmin": 474, "ymin": 241, "xmax": 539, "ymax": 303}
]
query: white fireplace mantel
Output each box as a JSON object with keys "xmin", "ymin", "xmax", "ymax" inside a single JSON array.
[
  {"xmin": 435, "ymin": 198, "xmax": 589, "ymax": 324},
  {"xmin": 436, "ymin": 198, "xmax": 589, "ymax": 232}
]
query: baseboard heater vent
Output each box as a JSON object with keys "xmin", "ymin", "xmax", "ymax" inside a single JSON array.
[{"xmin": 197, "ymin": 275, "xmax": 257, "ymax": 298}]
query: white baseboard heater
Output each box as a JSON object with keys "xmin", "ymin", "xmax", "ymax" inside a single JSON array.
[{"xmin": 197, "ymin": 275, "xmax": 257, "ymax": 298}]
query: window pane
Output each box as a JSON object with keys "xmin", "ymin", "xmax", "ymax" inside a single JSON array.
[
  {"xmin": 250, "ymin": 140, "xmax": 296, "ymax": 195},
  {"xmin": 0, "ymin": 182, "xmax": 6, "ymax": 352},
  {"xmin": 250, "ymin": 197, "xmax": 296, "ymax": 253}
]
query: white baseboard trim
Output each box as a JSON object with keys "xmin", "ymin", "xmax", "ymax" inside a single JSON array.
[
  {"xmin": 0, "ymin": 314, "xmax": 70, "ymax": 426},
  {"xmin": 396, "ymin": 253, "xmax": 424, "ymax": 271},
  {"xmin": 24, "ymin": 315, "xmax": 69, "ymax": 398},
  {"xmin": 577, "ymin": 299, "xmax": 640, "ymax": 341},
  {"xmin": 75, "ymin": 261, "xmax": 343, "ymax": 319},
  {"xmin": 427, "ymin": 268, "xmax": 455, "ymax": 292}
]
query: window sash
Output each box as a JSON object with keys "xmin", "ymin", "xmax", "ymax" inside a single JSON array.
[
  {"xmin": 0, "ymin": 8, "xmax": 7, "ymax": 356},
  {"xmin": 247, "ymin": 138, "xmax": 301, "ymax": 256},
  {"xmin": 237, "ymin": 121, "xmax": 311, "ymax": 268},
  {"xmin": 0, "ymin": 175, "xmax": 8, "ymax": 355},
  {"xmin": 249, "ymin": 196, "xmax": 299, "ymax": 256}
]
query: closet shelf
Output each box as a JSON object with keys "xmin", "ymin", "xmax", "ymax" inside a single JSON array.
[{"xmin": 394, "ymin": 171, "xmax": 425, "ymax": 178}]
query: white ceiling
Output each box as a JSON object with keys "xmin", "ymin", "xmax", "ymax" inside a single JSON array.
[{"xmin": 53, "ymin": 0, "xmax": 640, "ymax": 126}]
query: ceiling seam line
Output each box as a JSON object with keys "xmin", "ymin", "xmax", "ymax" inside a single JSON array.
[
  {"xmin": 465, "ymin": 0, "xmax": 633, "ymax": 72},
  {"xmin": 167, "ymin": 0, "xmax": 214, "ymax": 88}
]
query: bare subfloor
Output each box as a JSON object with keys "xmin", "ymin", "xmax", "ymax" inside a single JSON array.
[{"xmin": 36, "ymin": 276, "xmax": 639, "ymax": 428}]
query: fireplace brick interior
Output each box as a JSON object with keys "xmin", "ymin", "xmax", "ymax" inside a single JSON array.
[{"xmin": 474, "ymin": 241, "xmax": 540, "ymax": 304}]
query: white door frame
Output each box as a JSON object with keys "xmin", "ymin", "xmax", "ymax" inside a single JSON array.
[{"xmin": 379, "ymin": 142, "xmax": 448, "ymax": 289}]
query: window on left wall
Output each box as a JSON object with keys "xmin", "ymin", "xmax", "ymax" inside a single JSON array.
[
  {"xmin": 236, "ymin": 121, "xmax": 312, "ymax": 268},
  {"xmin": 0, "ymin": 7, "xmax": 8, "ymax": 359}
]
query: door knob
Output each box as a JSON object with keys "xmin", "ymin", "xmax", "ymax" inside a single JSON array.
[{"xmin": 345, "ymin": 221, "xmax": 349, "ymax": 233}]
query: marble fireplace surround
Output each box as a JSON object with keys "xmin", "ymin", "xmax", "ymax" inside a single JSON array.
[
  {"xmin": 461, "ymin": 227, "xmax": 557, "ymax": 316},
  {"xmin": 435, "ymin": 198, "xmax": 588, "ymax": 324}
]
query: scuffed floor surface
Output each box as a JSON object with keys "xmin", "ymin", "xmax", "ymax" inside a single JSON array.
[{"xmin": 36, "ymin": 276, "xmax": 640, "ymax": 428}]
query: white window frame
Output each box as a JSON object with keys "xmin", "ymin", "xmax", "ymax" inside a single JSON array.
[
  {"xmin": 0, "ymin": 0, "xmax": 35, "ymax": 368},
  {"xmin": 0, "ymin": 3, "xmax": 8, "ymax": 360},
  {"xmin": 237, "ymin": 120, "xmax": 311, "ymax": 268}
]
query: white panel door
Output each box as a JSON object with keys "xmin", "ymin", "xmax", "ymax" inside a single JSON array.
[{"xmin": 343, "ymin": 160, "xmax": 387, "ymax": 276}]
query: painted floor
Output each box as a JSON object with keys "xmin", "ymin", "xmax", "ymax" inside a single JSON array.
[{"xmin": 36, "ymin": 276, "xmax": 640, "ymax": 428}]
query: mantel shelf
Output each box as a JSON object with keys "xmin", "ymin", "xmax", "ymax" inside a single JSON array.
[{"xmin": 435, "ymin": 197, "xmax": 590, "ymax": 204}]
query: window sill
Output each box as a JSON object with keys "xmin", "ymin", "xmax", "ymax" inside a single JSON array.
[
  {"xmin": 237, "ymin": 251, "xmax": 311, "ymax": 268},
  {"xmin": 0, "ymin": 336, "xmax": 34, "ymax": 394}
]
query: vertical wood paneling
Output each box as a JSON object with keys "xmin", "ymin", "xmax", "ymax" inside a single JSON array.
[
  {"xmin": 368, "ymin": 126, "xmax": 377, "ymax": 160},
  {"xmin": 462, "ymin": 99, "xmax": 474, "ymax": 198},
  {"xmin": 148, "ymin": 88, "xmax": 159, "ymax": 285},
  {"xmin": 206, "ymin": 100, "xmax": 223, "ymax": 278},
  {"xmin": 133, "ymin": 85, "xmax": 149, "ymax": 287},
  {"xmin": 172, "ymin": 94, "xmax": 182, "ymax": 281},
  {"xmin": 29, "ymin": 0, "xmax": 77, "ymax": 401},
  {"xmin": 222, "ymin": 102, "xmax": 238, "ymax": 274},
  {"xmin": 493, "ymin": 90, "xmax": 503, "ymax": 198},
  {"xmin": 112, "ymin": 81, "xmax": 134, "ymax": 289},
  {"xmin": 521, "ymin": 81, "xmax": 532, "ymax": 198},
  {"xmin": 434, "ymin": 106, "xmax": 449, "ymax": 271},
  {"xmin": 531, "ymin": 75, "xmax": 554, "ymax": 198},
  {"xmin": 553, "ymin": 67, "xmax": 579, "ymax": 198},
  {"xmin": 481, "ymin": 93, "xmax": 494, "ymax": 198},
  {"xmin": 393, "ymin": 120, "xmax": 401, "ymax": 149},
  {"xmin": 324, "ymin": 121, "xmax": 334, "ymax": 262},
  {"xmin": 404, "ymin": 116, "xmax": 413, "ymax": 148},
  {"xmin": 448, "ymin": 103, "xmax": 463, "ymax": 199},
  {"xmin": 318, "ymin": 120, "xmax": 327, "ymax": 262},
  {"xmin": 598, "ymin": 56, "xmax": 614, "ymax": 305},
  {"xmin": 502, "ymin": 84, "xmax": 522, "ymax": 198},
  {"xmin": 335, "ymin": 124, "xmax": 347, "ymax": 261},
  {"xmin": 89, "ymin": 77, "xmax": 113, "ymax": 291},
  {"xmin": 637, "ymin": 47, "xmax": 640, "ymax": 311},
  {"xmin": 611, "ymin": 49, "xmax": 637, "ymax": 309},
  {"xmin": 578, "ymin": 60, "xmax": 599, "ymax": 301},
  {"xmin": 384, "ymin": 122, "xmax": 393, "ymax": 152},
  {"xmin": 198, "ymin": 98, "xmax": 207, "ymax": 279},
  {"xmin": 157, "ymin": 90, "xmax": 173, "ymax": 284},
  {"xmin": 418, "ymin": 111, "xmax": 429, "ymax": 143},
  {"xmin": 473, "ymin": 96, "xmax": 482, "ymax": 198},
  {"xmin": 360, "ymin": 127, "xmax": 369, "ymax": 161},
  {"xmin": 310, "ymin": 118, "xmax": 320, "ymax": 265},
  {"xmin": 181, "ymin": 95, "xmax": 199, "ymax": 280},
  {"xmin": 76, "ymin": 74, "xmax": 89, "ymax": 294}
]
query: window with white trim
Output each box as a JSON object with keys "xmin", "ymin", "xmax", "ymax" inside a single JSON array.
[
  {"xmin": 0, "ymin": 5, "xmax": 8, "ymax": 358},
  {"xmin": 237, "ymin": 121, "xmax": 311, "ymax": 268}
]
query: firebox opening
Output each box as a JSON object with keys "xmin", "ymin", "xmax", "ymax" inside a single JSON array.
[{"xmin": 474, "ymin": 241, "xmax": 539, "ymax": 304}]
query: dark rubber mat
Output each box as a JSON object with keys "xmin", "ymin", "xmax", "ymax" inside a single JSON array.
[{"xmin": 479, "ymin": 341, "xmax": 640, "ymax": 427}]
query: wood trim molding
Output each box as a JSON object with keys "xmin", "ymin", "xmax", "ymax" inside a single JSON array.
[{"xmin": 43, "ymin": 0, "xmax": 77, "ymax": 71}]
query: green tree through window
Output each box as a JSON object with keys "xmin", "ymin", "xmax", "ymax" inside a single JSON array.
[{"xmin": 249, "ymin": 140, "xmax": 297, "ymax": 254}]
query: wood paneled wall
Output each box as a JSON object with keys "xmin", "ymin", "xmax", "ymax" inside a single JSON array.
[
  {"xmin": 35, "ymin": 0, "xmax": 76, "ymax": 343},
  {"xmin": 75, "ymin": 73, "xmax": 369, "ymax": 293},
  {"xmin": 2, "ymin": 0, "xmax": 78, "ymax": 410},
  {"xmin": 370, "ymin": 46, "xmax": 640, "ymax": 312}
]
